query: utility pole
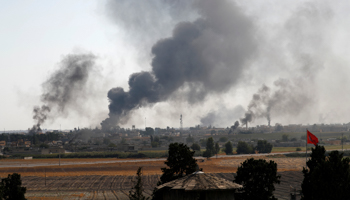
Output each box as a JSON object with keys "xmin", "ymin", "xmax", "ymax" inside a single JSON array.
[
  {"xmin": 180, "ymin": 114, "xmax": 183, "ymax": 131},
  {"xmin": 45, "ymin": 168, "xmax": 46, "ymax": 186},
  {"xmin": 342, "ymin": 133, "xmax": 344, "ymax": 152},
  {"xmin": 306, "ymin": 129, "xmax": 308, "ymax": 168}
]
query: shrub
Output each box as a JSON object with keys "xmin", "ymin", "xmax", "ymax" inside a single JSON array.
[
  {"xmin": 219, "ymin": 137, "xmax": 228, "ymax": 143},
  {"xmin": 255, "ymin": 140, "xmax": 273, "ymax": 153},
  {"xmin": 236, "ymin": 141, "xmax": 254, "ymax": 154},
  {"xmin": 190, "ymin": 143, "xmax": 201, "ymax": 151}
]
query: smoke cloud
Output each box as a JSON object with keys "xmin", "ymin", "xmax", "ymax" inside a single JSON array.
[
  {"xmin": 200, "ymin": 105, "xmax": 245, "ymax": 127},
  {"xmin": 101, "ymin": 0, "xmax": 257, "ymax": 130},
  {"xmin": 240, "ymin": 78, "xmax": 312, "ymax": 127},
  {"xmin": 31, "ymin": 54, "xmax": 96, "ymax": 132}
]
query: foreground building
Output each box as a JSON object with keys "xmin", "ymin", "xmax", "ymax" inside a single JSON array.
[{"xmin": 156, "ymin": 171, "xmax": 242, "ymax": 200}]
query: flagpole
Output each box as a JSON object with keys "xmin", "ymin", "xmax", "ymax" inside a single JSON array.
[{"xmin": 306, "ymin": 129, "xmax": 307, "ymax": 167}]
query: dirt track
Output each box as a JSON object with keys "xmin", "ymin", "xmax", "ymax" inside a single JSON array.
[{"xmin": 0, "ymin": 155, "xmax": 306, "ymax": 177}]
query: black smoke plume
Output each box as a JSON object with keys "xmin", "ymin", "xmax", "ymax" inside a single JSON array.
[
  {"xmin": 31, "ymin": 54, "xmax": 96, "ymax": 132},
  {"xmin": 200, "ymin": 105, "xmax": 245, "ymax": 127},
  {"xmin": 240, "ymin": 79, "xmax": 311, "ymax": 127},
  {"xmin": 229, "ymin": 121, "xmax": 240, "ymax": 134},
  {"xmin": 102, "ymin": 0, "xmax": 257, "ymax": 130}
]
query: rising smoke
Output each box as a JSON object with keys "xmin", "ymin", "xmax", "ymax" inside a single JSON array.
[
  {"xmin": 101, "ymin": 0, "xmax": 258, "ymax": 130},
  {"xmin": 30, "ymin": 54, "xmax": 96, "ymax": 133},
  {"xmin": 200, "ymin": 105, "xmax": 245, "ymax": 127},
  {"xmin": 240, "ymin": 79, "xmax": 312, "ymax": 127},
  {"xmin": 234, "ymin": 1, "xmax": 335, "ymax": 128}
]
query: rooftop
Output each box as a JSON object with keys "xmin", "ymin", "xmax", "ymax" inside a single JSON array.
[{"xmin": 157, "ymin": 171, "xmax": 242, "ymax": 191}]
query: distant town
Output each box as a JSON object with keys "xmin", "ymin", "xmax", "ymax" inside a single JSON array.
[{"xmin": 1, "ymin": 122, "xmax": 349, "ymax": 158}]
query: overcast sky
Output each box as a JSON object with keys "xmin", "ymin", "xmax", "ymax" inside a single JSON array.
[{"xmin": 1, "ymin": 0, "xmax": 350, "ymax": 131}]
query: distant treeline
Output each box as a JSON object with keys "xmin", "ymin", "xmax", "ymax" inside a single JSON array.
[{"xmin": 0, "ymin": 132, "xmax": 60, "ymax": 144}]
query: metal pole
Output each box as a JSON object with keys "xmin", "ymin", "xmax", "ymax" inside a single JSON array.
[
  {"xmin": 306, "ymin": 129, "xmax": 307, "ymax": 167},
  {"xmin": 342, "ymin": 133, "xmax": 344, "ymax": 152},
  {"xmin": 59, "ymin": 153, "xmax": 61, "ymax": 166},
  {"xmin": 45, "ymin": 168, "xmax": 46, "ymax": 186}
]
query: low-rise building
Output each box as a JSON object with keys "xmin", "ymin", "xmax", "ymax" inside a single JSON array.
[
  {"xmin": 41, "ymin": 148, "xmax": 65, "ymax": 154},
  {"xmin": 0, "ymin": 141, "xmax": 6, "ymax": 147},
  {"xmin": 156, "ymin": 171, "xmax": 242, "ymax": 200}
]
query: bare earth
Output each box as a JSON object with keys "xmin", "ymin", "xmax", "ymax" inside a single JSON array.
[{"xmin": 0, "ymin": 156, "xmax": 304, "ymax": 200}]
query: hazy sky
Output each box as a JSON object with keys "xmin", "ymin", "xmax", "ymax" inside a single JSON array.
[{"xmin": 1, "ymin": 0, "xmax": 350, "ymax": 131}]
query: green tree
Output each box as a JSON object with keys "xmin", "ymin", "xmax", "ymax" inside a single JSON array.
[
  {"xmin": 103, "ymin": 138, "xmax": 110, "ymax": 145},
  {"xmin": 129, "ymin": 167, "xmax": 149, "ymax": 200},
  {"xmin": 234, "ymin": 158, "xmax": 280, "ymax": 200},
  {"xmin": 145, "ymin": 127, "xmax": 154, "ymax": 136},
  {"xmin": 236, "ymin": 141, "xmax": 254, "ymax": 154},
  {"xmin": 203, "ymin": 137, "xmax": 215, "ymax": 158},
  {"xmin": 301, "ymin": 145, "xmax": 350, "ymax": 200},
  {"xmin": 186, "ymin": 135, "xmax": 194, "ymax": 143},
  {"xmin": 120, "ymin": 137, "xmax": 127, "ymax": 144},
  {"xmin": 39, "ymin": 143, "xmax": 49, "ymax": 149},
  {"xmin": 199, "ymin": 139, "xmax": 207, "ymax": 147},
  {"xmin": 151, "ymin": 136, "xmax": 160, "ymax": 148},
  {"xmin": 151, "ymin": 141, "xmax": 159, "ymax": 148},
  {"xmin": 219, "ymin": 137, "xmax": 228, "ymax": 142},
  {"xmin": 224, "ymin": 141, "xmax": 233, "ymax": 155},
  {"xmin": 0, "ymin": 173, "xmax": 26, "ymax": 200},
  {"xmin": 190, "ymin": 143, "xmax": 201, "ymax": 151},
  {"xmin": 2, "ymin": 147, "xmax": 9, "ymax": 153},
  {"xmin": 255, "ymin": 140, "xmax": 273, "ymax": 153},
  {"xmin": 282, "ymin": 134, "xmax": 289, "ymax": 142},
  {"xmin": 108, "ymin": 143, "xmax": 117, "ymax": 147},
  {"xmin": 275, "ymin": 123, "xmax": 283, "ymax": 132},
  {"xmin": 158, "ymin": 143, "xmax": 198, "ymax": 185}
]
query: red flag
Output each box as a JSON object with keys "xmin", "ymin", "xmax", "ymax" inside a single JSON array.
[{"xmin": 307, "ymin": 130, "xmax": 319, "ymax": 146}]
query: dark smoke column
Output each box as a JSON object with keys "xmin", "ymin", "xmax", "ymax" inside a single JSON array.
[
  {"xmin": 101, "ymin": 0, "xmax": 257, "ymax": 130},
  {"xmin": 31, "ymin": 53, "xmax": 96, "ymax": 131}
]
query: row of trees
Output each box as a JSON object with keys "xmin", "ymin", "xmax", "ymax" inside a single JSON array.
[
  {"xmin": 301, "ymin": 145, "xmax": 350, "ymax": 199},
  {"xmin": 130, "ymin": 143, "xmax": 350, "ymax": 200},
  {"xmin": 189, "ymin": 137, "xmax": 273, "ymax": 156},
  {"xmin": 236, "ymin": 140, "xmax": 273, "ymax": 154},
  {"xmin": 0, "ymin": 133, "xmax": 60, "ymax": 144},
  {"xmin": 129, "ymin": 142, "xmax": 280, "ymax": 200}
]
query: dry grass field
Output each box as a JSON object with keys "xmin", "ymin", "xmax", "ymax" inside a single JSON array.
[
  {"xmin": 0, "ymin": 155, "xmax": 306, "ymax": 177},
  {"xmin": 0, "ymin": 155, "xmax": 306, "ymax": 199}
]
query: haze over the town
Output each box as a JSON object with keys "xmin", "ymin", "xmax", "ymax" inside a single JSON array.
[{"xmin": 1, "ymin": 0, "xmax": 350, "ymax": 131}]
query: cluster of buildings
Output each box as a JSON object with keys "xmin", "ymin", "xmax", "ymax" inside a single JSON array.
[{"xmin": 0, "ymin": 122, "xmax": 349, "ymax": 157}]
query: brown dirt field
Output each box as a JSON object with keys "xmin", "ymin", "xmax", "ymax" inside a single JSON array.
[{"xmin": 0, "ymin": 155, "xmax": 306, "ymax": 178}]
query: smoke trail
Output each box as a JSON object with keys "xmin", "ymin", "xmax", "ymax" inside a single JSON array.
[
  {"xmin": 240, "ymin": 78, "xmax": 311, "ymax": 127},
  {"xmin": 31, "ymin": 54, "xmax": 96, "ymax": 131},
  {"xmin": 228, "ymin": 121, "xmax": 240, "ymax": 134},
  {"xmin": 102, "ymin": 0, "xmax": 257, "ymax": 129},
  {"xmin": 200, "ymin": 105, "xmax": 245, "ymax": 127}
]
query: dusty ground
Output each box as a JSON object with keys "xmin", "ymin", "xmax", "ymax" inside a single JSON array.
[
  {"xmin": 0, "ymin": 155, "xmax": 306, "ymax": 178},
  {"xmin": 0, "ymin": 156, "xmax": 305, "ymax": 200}
]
